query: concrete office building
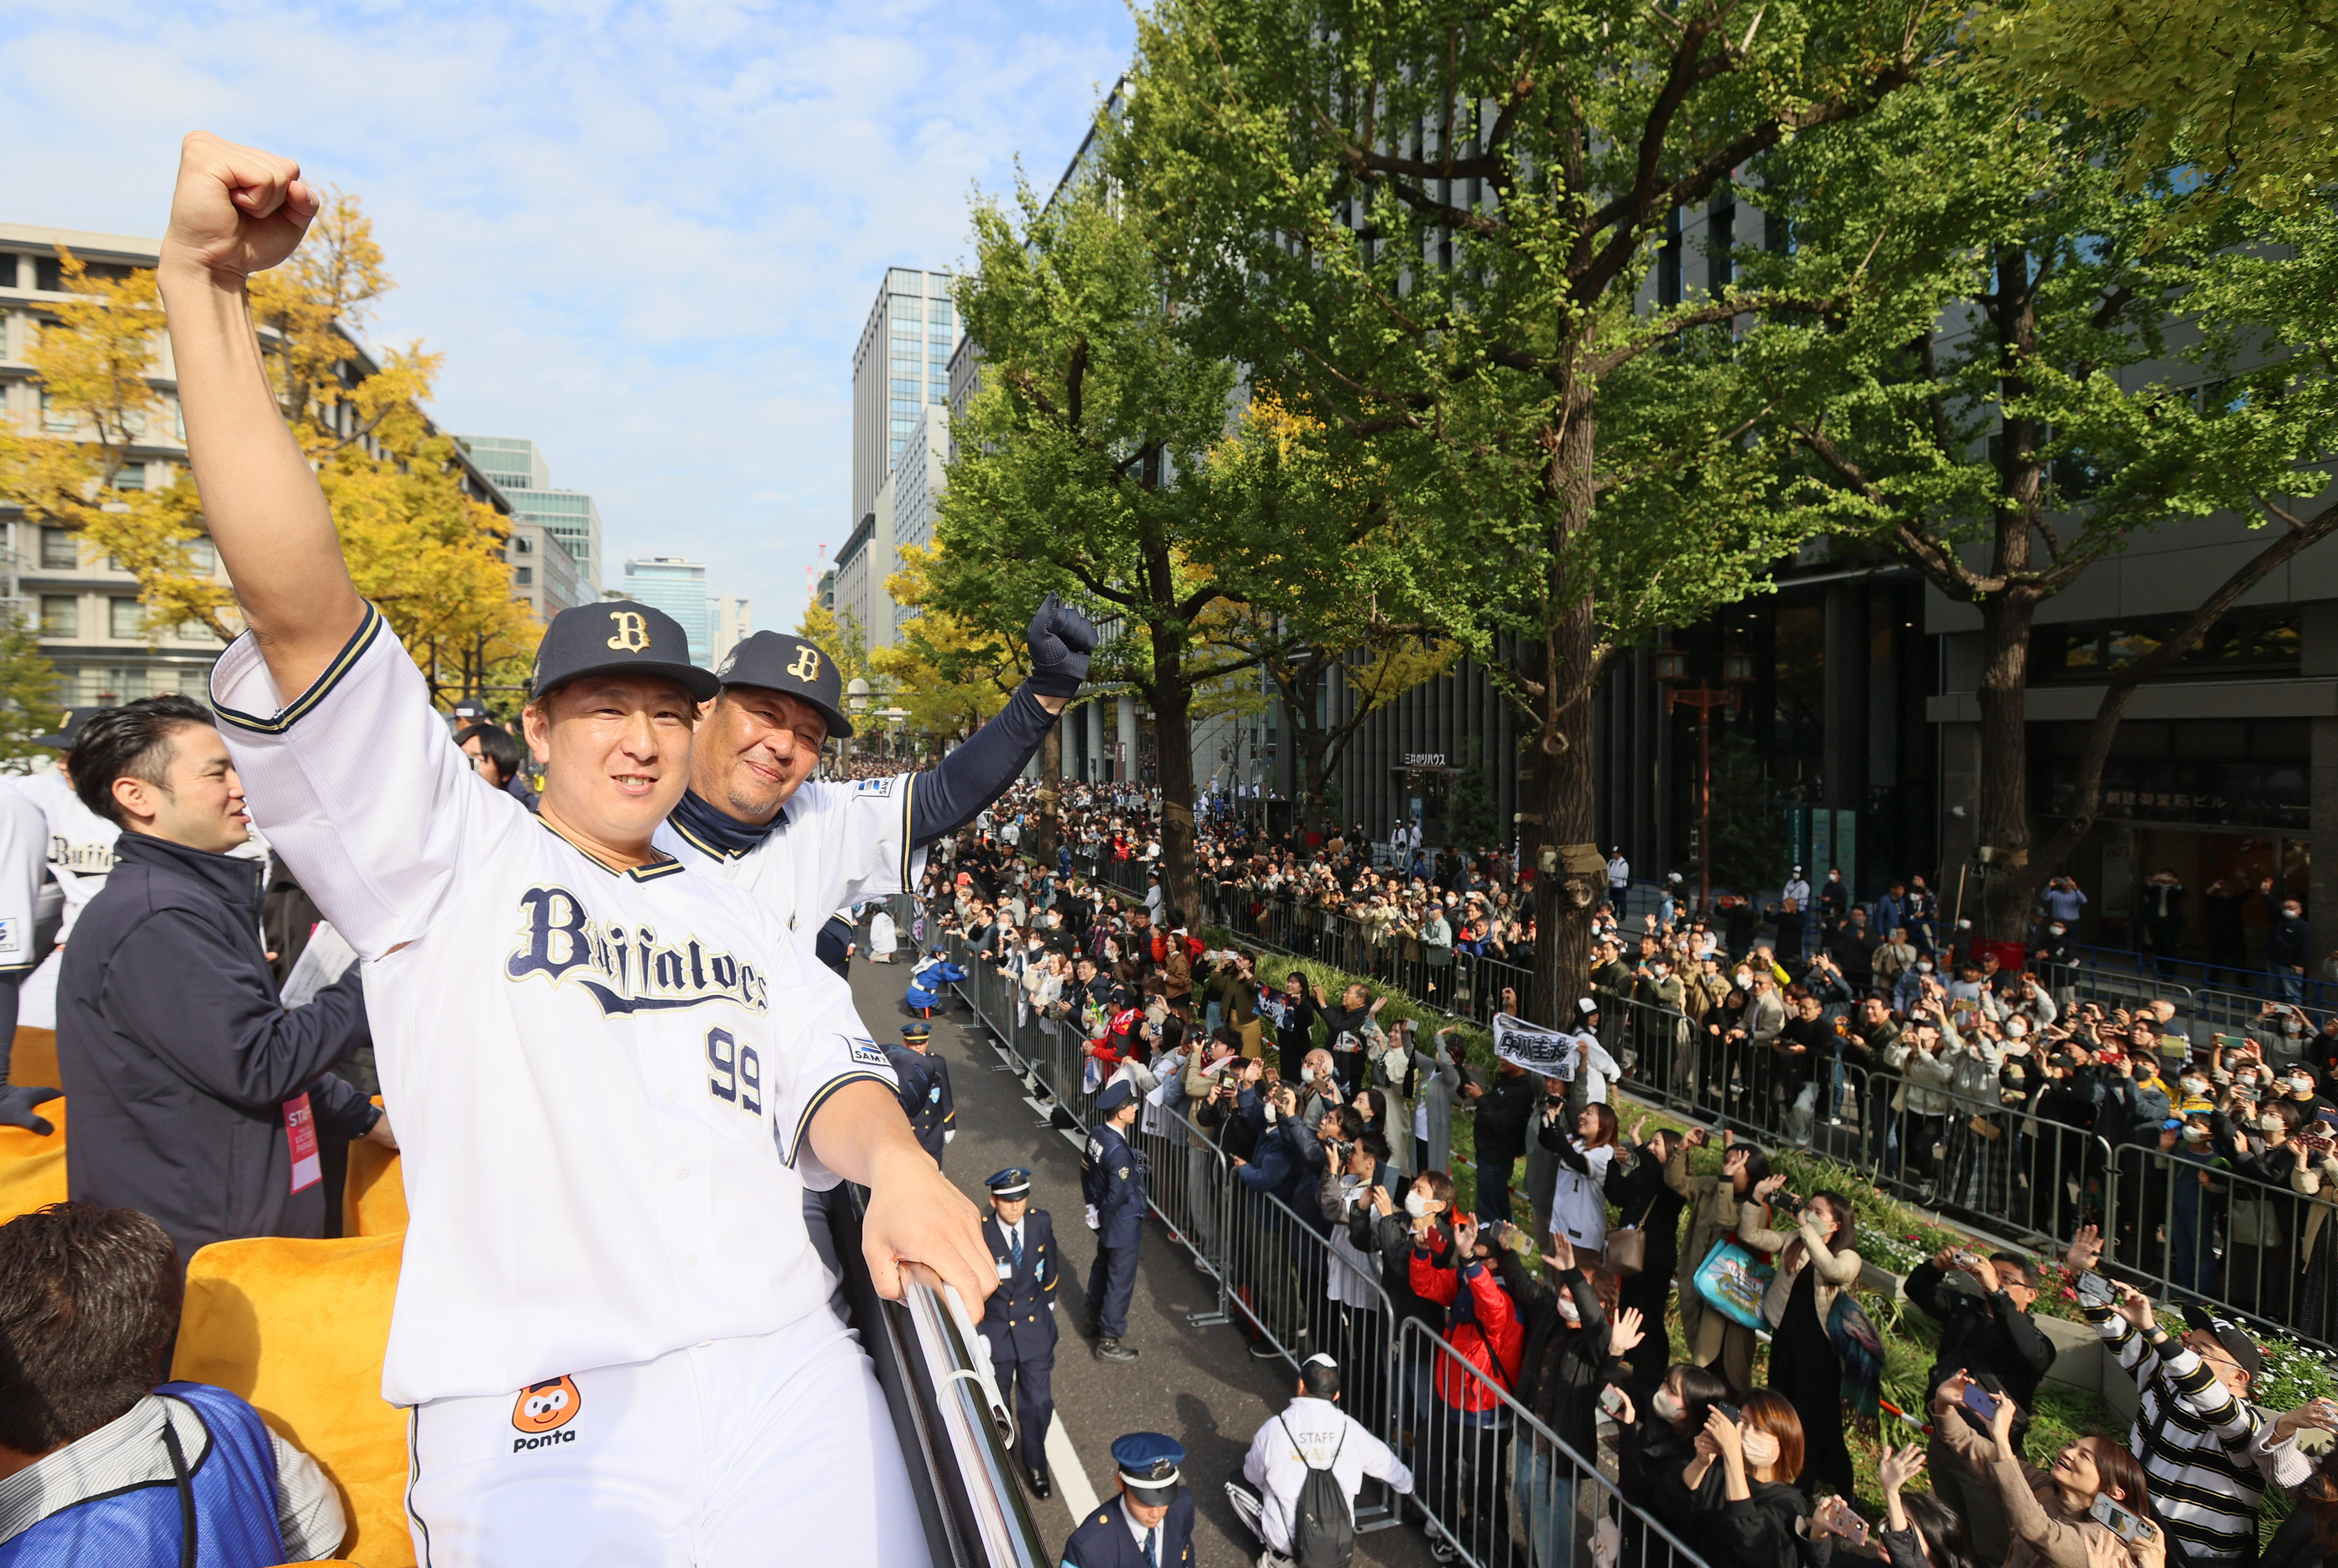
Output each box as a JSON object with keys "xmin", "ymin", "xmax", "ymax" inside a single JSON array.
[
  {"xmin": 711, "ymin": 594, "xmax": 751, "ymax": 665},
  {"xmin": 622, "ymin": 556, "xmax": 714, "ymax": 667},
  {"xmin": 455, "ymin": 434, "xmax": 603, "ymax": 601},
  {"xmin": 1, "ymin": 222, "xmax": 515, "ymax": 706},
  {"xmin": 845, "ymin": 268, "xmax": 960, "ymax": 650}
]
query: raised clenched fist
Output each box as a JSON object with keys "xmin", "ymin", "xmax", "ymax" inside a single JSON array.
[
  {"xmin": 160, "ymin": 131, "xmax": 318, "ymax": 283},
  {"xmin": 1025, "ymin": 592, "xmax": 1097, "ymax": 698}
]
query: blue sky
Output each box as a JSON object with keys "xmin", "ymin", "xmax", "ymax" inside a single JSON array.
[{"xmin": 0, "ymin": 0, "xmax": 1133, "ymax": 626}]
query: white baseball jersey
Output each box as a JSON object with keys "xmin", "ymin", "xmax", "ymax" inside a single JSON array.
[
  {"xmin": 0, "ymin": 785, "xmax": 47, "ymax": 976},
  {"xmin": 211, "ymin": 607, "xmax": 897, "ymax": 1407},
  {"xmin": 12, "ymin": 769, "xmax": 117, "ymax": 938},
  {"xmin": 655, "ymin": 774, "xmax": 926, "ymax": 935}
]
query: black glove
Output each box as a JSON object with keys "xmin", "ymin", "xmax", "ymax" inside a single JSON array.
[
  {"xmin": 1026, "ymin": 592, "xmax": 1097, "ymax": 698},
  {"xmin": 0, "ymin": 1084, "xmax": 60, "ymax": 1137}
]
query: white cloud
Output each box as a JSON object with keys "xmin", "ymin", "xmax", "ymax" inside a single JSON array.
[{"xmin": 0, "ymin": 0, "xmax": 1130, "ymax": 624}]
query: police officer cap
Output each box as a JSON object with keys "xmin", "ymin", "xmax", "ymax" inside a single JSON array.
[
  {"xmin": 450, "ymin": 697, "xmax": 489, "ymax": 723},
  {"xmin": 32, "ymin": 706, "xmax": 111, "ymax": 749},
  {"xmin": 1094, "ymin": 1079, "xmax": 1136, "ymax": 1114},
  {"xmin": 984, "ymin": 1167, "xmax": 1032, "ymax": 1199},
  {"xmin": 901, "ymin": 1021, "xmax": 932, "ymax": 1043},
  {"xmin": 530, "ymin": 600, "xmax": 718, "ymax": 703},
  {"xmin": 710, "ymin": 631, "xmax": 856, "ymax": 738},
  {"xmin": 1111, "ymin": 1432, "xmax": 1184, "ymax": 1500}
]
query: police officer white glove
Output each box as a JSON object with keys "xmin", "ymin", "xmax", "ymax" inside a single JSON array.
[{"xmin": 1085, "ymin": 1204, "xmax": 1100, "ymax": 1230}]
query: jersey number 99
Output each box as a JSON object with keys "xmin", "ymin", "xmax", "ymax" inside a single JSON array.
[{"xmin": 707, "ymin": 1028, "xmax": 762, "ymax": 1116}]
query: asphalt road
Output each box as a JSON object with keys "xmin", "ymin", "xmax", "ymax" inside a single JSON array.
[{"xmin": 847, "ymin": 954, "xmax": 1436, "ymax": 1568}]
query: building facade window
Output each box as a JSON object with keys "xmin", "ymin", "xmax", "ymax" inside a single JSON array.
[
  {"xmin": 39, "ymin": 528, "xmax": 76, "ymax": 570},
  {"xmin": 514, "ymin": 567, "xmax": 533, "ymax": 585},
  {"xmin": 40, "ymin": 596, "xmax": 78, "ymax": 637},
  {"xmin": 109, "ymin": 598, "xmax": 144, "ymax": 640}
]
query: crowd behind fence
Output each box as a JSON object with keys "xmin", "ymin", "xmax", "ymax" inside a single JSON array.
[
  {"xmin": 938, "ymin": 928, "xmax": 1723, "ymax": 1567},
  {"xmin": 1001, "ymin": 855, "xmax": 2338, "ymax": 1358}
]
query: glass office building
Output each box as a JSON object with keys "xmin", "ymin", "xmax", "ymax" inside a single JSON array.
[
  {"xmin": 455, "ymin": 434, "xmax": 604, "ymax": 596},
  {"xmin": 622, "ymin": 555, "xmax": 713, "ymax": 667}
]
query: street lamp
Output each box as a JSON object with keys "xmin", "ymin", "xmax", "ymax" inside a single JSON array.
[{"xmin": 1655, "ymin": 645, "xmax": 1754, "ymax": 917}]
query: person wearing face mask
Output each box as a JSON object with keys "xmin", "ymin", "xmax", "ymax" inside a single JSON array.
[
  {"xmin": 1602, "ymin": 1122, "xmax": 1694, "ymax": 1381},
  {"xmin": 1540, "ymin": 1100, "xmax": 1622, "ymax": 1277},
  {"xmin": 1739, "ymin": 1181, "xmax": 1869, "ymax": 1498},
  {"xmin": 1894, "ymin": 956, "xmax": 1935, "ymax": 1018},
  {"xmin": 1685, "ymin": 1393, "xmax": 1825, "ymax": 1568},
  {"xmin": 2258, "ymin": 881, "xmax": 2314, "ymax": 1005},
  {"xmin": 1676, "ymin": 1133, "xmax": 1768, "ymax": 1397},
  {"xmin": 1609, "ymin": 1362, "xmax": 1734, "ymax": 1568},
  {"xmin": 1410, "ymin": 1210, "xmax": 1523, "ymax": 1564},
  {"xmin": 2224, "ymin": 1097, "xmax": 2305, "ymax": 1321},
  {"xmin": 2288, "ymin": 1121, "xmax": 2338, "ymax": 1342},
  {"xmin": 1494, "ymin": 1223, "xmax": 1633, "ymax": 1568},
  {"xmin": 2034, "ymin": 921, "xmax": 2076, "ymax": 1007},
  {"xmin": 1926, "ymin": 1370, "xmax": 2170, "ymax": 1568}
]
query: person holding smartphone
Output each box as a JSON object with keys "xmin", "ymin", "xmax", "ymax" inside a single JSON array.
[
  {"xmin": 1903, "ymin": 1247, "xmax": 2056, "ymax": 1555},
  {"xmin": 1925, "ymin": 1370, "xmax": 2167, "ymax": 1568}
]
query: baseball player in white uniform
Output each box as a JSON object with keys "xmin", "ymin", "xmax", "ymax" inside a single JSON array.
[
  {"xmin": 656, "ymin": 603, "xmax": 1092, "ymax": 938},
  {"xmin": 0, "ymin": 783, "xmax": 57, "ymax": 1130},
  {"xmin": 11, "ymin": 714, "xmax": 122, "ymax": 1031},
  {"xmin": 160, "ymin": 130, "xmax": 994, "ymax": 1567}
]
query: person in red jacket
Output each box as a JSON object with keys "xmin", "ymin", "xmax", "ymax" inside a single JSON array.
[{"xmin": 1408, "ymin": 1213, "xmax": 1523, "ymax": 1564}]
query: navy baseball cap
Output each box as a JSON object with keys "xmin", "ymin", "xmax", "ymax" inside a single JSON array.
[
  {"xmin": 1095, "ymin": 1079, "xmax": 1136, "ymax": 1113},
  {"xmin": 32, "ymin": 707, "xmax": 110, "ymax": 749},
  {"xmin": 530, "ymin": 600, "xmax": 717, "ymax": 703},
  {"xmin": 1111, "ymin": 1433, "xmax": 1184, "ymax": 1501},
  {"xmin": 984, "ymin": 1167, "xmax": 1032, "ymax": 1199},
  {"xmin": 711, "ymin": 631, "xmax": 854, "ymax": 738}
]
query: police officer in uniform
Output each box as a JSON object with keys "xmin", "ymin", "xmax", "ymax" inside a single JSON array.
[
  {"xmin": 1061, "ymin": 1433, "xmax": 1194, "ymax": 1568},
  {"xmin": 976, "ymin": 1167, "xmax": 1057, "ymax": 1499},
  {"xmin": 882, "ymin": 1021, "xmax": 955, "ymax": 1165},
  {"xmin": 1082, "ymin": 1079, "xmax": 1146, "ymax": 1362}
]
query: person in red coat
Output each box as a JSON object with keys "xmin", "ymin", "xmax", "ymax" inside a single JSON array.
[{"xmin": 1408, "ymin": 1214, "xmax": 1523, "ymax": 1564}]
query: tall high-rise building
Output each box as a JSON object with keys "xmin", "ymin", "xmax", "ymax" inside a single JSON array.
[
  {"xmin": 623, "ymin": 555, "xmax": 713, "ymax": 666},
  {"xmin": 455, "ymin": 435, "xmax": 604, "ymax": 598},
  {"xmin": 845, "ymin": 269, "xmax": 960, "ymax": 648},
  {"xmin": 710, "ymin": 595, "xmax": 751, "ymax": 665}
]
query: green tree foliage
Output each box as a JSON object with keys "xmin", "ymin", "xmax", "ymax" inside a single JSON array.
[
  {"xmin": 940, "ymin": 165, "xmax": 1373, "ymax": 920},
  {"xmin": 1982, "ymin": 0, "xmax": 2338, "ymax": 223},
  {"xmin": 1756, "ymin": 83, "xmax": 2338, "ymax": 936},
  {"xmin": 1708, "ymin": 734, "xmax": 1785, "ymax": 894},
  {"xmin": 1122, "ymin": 0, "xmax": 1946, "ymax": 1014},
  {"xmin": 0, "ymin": 617, "xmax": 62, "ymax": 773}
]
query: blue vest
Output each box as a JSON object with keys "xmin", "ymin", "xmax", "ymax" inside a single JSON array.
[{"xmin": 0, "ymin": 1383, "xmax": 289, "ymax": 1568}]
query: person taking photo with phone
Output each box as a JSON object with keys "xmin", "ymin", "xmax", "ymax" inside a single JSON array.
[
  {"xmin": 1926, "ymin": 1369, "xmax": 2168, "ymax": 1568},
  {"xmin": 1904, "ymin": 1247, "xmax": 2057, "ymax": 1555}
]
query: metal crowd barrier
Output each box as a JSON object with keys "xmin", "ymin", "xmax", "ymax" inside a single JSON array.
[
  {"xmin": 941, "ymin": 933, "xmax": 1718, "ymax": 1563},
  {"xmin": 1395, "ymin": 1315, "xmax": 1714, "ymax": 1568},
  {"xmin": 827, "ymin": 1183, "xmax": 1052, "ymax": 1568}
]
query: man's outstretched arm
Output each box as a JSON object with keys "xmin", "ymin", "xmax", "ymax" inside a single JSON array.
[{"xmin": 159, "ymin": 132, "xmax": 366, "ymax": 700}]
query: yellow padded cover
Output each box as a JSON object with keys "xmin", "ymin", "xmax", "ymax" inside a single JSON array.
[
  {"xmin": 173, "ymin": 1232, "xmax": 412, "ymax": 1568},
  {"xmin": 0, "ymin": 1095, "xmax": 66, "ymax": 1224},
  {"xmin": 11, "ymin": 1025, "xmax": 59, "ymax": 1091},
  {"xmin": 343, "ymin": 1135, "xmax": 406, "ymax": 1237}
]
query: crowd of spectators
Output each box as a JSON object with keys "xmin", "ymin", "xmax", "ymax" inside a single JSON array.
[{"xmin": 909, "ymin": 784, "xmax": 2338, "ymax": 1568}]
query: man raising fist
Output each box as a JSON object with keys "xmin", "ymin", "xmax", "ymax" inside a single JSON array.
[{"xmin": 159, "ymin": 132, "xmax": 992, "ymax": 1567}]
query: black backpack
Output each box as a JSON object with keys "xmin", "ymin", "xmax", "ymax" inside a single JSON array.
[{"xmin": 1277, "ymin": 1413, "xmax": 1354, "ymax": 1568}]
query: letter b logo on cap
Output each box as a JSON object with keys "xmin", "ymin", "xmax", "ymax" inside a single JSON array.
[
  {"xmin": 606, "ymin": 611, "xmax": 650, "ymax": 653},
  {"xmin": 786, "ymin": 644, "xmax": 823, "ymax": 682}
]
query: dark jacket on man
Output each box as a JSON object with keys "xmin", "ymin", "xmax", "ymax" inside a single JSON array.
[
  {"xmin": 58, "ymin": 832, "xmax": 376, "ymax": 1267},
  {"xmin": 1904, "ymin": 1259, "xmax": 2057, "ymax": 1455},
  {"xmin": 1471, "ymin": 1070, "xmax": 1541, "ymax": 1165}
]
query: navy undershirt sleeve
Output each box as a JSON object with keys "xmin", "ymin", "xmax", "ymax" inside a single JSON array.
[{"xmin": 907, "ymin": 683, "xmax": 1061, "ymax": 848}]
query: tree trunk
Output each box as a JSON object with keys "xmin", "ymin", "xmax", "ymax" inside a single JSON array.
[
  {"xmin": 1033, "ymin": 720, "xmax": 1062, "ymax": 863},
  {"xmin": 1152, "ymin": 664, "xmax": 1202, "ymax": 929},
  {"xmin": 1527, "ymin": 378, "xmax": 1600, "ymax": 1029},
  {"xmin": 1972, "ymin": 590, "xmax": 2041, "ymax": 942}
]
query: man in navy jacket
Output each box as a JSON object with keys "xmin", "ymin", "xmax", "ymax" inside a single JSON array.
[{"xmin": 56, "ymin": 698, "xmax": 384, "ymax": 1268}]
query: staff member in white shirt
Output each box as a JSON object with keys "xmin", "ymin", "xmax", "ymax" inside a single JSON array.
[{"xmin": 1227, "ymin": 1354, "xmax": 1413, "ymax": 1567}]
